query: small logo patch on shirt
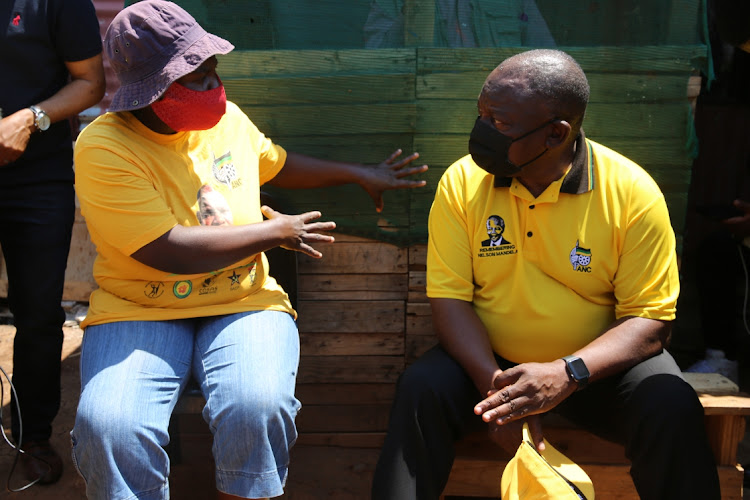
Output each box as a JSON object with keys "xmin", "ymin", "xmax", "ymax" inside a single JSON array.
[
  {"xmin": 144, "ymin": 281, "xmax": 165, "ymax": 299},
  {"xmin": 569, "ymin": 240, "xmax": 593, "ymax": 273},
  {"xmin": 173, "ymin": 280, "xmax": 193, "ymax": 299},
  {"xmin": 212, "ymin": 151, "xmax": 240, "ymax": 189}
]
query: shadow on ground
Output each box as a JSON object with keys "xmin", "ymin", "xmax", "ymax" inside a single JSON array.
[{"xmin": 0, "ymin": 326, "xmax": 86, "ymax": 499}]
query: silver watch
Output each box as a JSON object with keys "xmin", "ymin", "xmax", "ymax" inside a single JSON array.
[{"xmin": 29, "ymin": 105, "xmax": 50, "ymax": 131}]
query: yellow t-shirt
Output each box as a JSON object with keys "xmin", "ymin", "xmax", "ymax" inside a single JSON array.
[
  {"xmin": 426, "ymin": 133, "xmax": 679, "ymax": 363},
  {"xmin": 74, "ymin": 101, "xmax": 294, "ymax": 327}
]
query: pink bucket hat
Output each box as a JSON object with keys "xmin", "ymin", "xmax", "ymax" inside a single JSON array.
[{"xmin": 105, "ymin": 0, "xmax": 234, "ymax": 112}]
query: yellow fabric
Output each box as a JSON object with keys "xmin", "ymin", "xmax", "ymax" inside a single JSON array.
[
  {"xmin": 426, "ymin": 139, "xmax": 679, "ymax": 363},
  {"xmin": 501, "ymin": 423, "xmax": 594, "ymax": 500},
  {"xmin": 74, "ymin": 101, "xmax": 294, "ymax": 327}
]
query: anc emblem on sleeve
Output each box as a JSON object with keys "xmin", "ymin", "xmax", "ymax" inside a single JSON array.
[{"xmin": 569, "ymin": 240, "xmax": 592, "ymax": 272}]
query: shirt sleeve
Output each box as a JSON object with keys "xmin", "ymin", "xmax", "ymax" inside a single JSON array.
[
  {"xmin": 613, "ymin": 185, "xmax": 680, "ymax": 321},
  {"xmin": 74, "ymin": 142, "xmax": 178, "ymax": 257},
  {"xmin": 55, "ymin": 0, "xmax": 103, "ymax": 62},
  {"xmin": 246, "ymin": 114, "xmax": 287, "ymax": 186},
  {"xmin": 426, "ymin": 164, "xmax": 475, "ymax": 302}
]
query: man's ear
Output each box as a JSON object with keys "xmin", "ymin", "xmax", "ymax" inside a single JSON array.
[{"xmin": 546, "ymin": 120, "xmax": 572, "ymax": 149}]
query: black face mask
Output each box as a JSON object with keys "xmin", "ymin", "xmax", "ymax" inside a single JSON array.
[{"xmin": 468, "ymin": 117, "xmax": 553, "ymax": 177}]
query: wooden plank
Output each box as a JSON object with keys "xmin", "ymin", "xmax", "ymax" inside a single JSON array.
[
  {"xmin": 271, "ymin": 134, "xmax": 414, "ymax": 163},
  {"xmin": 685, "ymin": 372, "xmax": 740, "ymax": 394},
  {"xmin": 300, "ymin": 332, "xmax": 403, "ymax": 356},
  {"xmin": 409, "ymin": 244, "xmax": 428, "ymax": 268},
  {"xmin": 418, "ymin": 72, "xmax": 692, "ymax": 103},
  {"xmin": 219, "ymin": 48, "xmax": 416, "ymax": 78},
  {"xmin": 296, "ymin": 432, "xmax": 385, "ymax": 448},
  {"xmin": 240, "ymin": 102, "xmax": 416, "ymax": 136},
  {"xmin": 284, "ymin": 445, "xmax": 379, "ymax": 500},
  {"xmin": 297, "ymin": 300, "xmax": 405, "ymax": 333},
  {"xmin": 407, "ymin": 302, "xmax": 433, "ymax": 336},
  {"xmin": 416, "ymin": 46, "xmax": 707, "ymax": 73},
  {"xmin": 297, "ymin": 355, "xmax": 403, "ymax": 384},
  {"xmin": 297, "ymin": 241, "xmax": 408, "ymax": 274},
  {"xmin": 259, "ymin": 186, "xmax": 413, "ymax": 230},
  {"xmin": 296, "ymin": 404, "xmax": 391, "ymax": 433},
  {"xmin": 408, "ymin": 271, "xmax": 427, "ymax": 303},
  {"xmin": 704, "ymin": 414, "xmax": 746, "ymax": 466},
  {"xmin": 298, "ymin": 274, "xmax": 407, "ymax": 301},
  {"xmin": 226, "ymin": 73, "xmax": 415, "ymax": 105},
  {"xmin": 295, "ymin": 383, "xmax": 396, "ymax": 405},
  {"xmin": 699, "ymin": 395, "xmax": 750, "ymax": 415}
]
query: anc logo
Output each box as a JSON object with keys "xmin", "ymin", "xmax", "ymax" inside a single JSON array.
[
  {"xmin": 212, "ymin": 151, "xmax": 240, "ymax": 189},
  {"xmin": 173, "ymin": 280, "xmax": 193, "ymax": 299},
  {"xmin": 569, "ymin": 240, "xmax": 592, "ymax": 272}
]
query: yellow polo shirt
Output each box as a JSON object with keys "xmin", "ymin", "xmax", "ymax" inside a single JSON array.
[
  {"xmin": 427, "ymin": 132, "xmax": 679, "ymax": 363},
  {"xmin": 74, "ymin": 101, "xmax": 295, "ymax": 327}
]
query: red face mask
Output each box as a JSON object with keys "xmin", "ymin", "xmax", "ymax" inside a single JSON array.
[{"xmin": 151, "ymin": 80, "xmax": 227, "ymax": 131}]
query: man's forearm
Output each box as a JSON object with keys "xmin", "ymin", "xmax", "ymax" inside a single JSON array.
[
  {"xmin": 569, "ymin": 316, "xmax": 669, "ymax": 384},
  {"xmin": 39, "ymin": 79, "xmax": 105, "ymax": 124},
  {"xmin": 431, "ymin": 297, "xmax": 502, "ymax": 394},
  {"xmin": 268, "ymin": 152, "xmax": 366, "ymax": 190}
]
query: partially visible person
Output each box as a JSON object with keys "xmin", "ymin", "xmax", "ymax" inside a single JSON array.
[
  {"xmin": 371, "ymin": 49, "xmax": 720, "ymax": 500},
  {"xmin": 364, "ymin": 0, "xmax": 555, "ymax": 48},
  {"xmin": 684, "ymin": 0, "xmax": 750, "ymax": 381},
  {"xmin": 197, "ymin": 184, "xmax": 234, "ymax": 226},
  {"xmin": 0, "ymin": 0, "xmax": 105, "ymax": 485},
  {"xmin": 70, "ymin": 2, "xmax": 427, "ymax": 499}
]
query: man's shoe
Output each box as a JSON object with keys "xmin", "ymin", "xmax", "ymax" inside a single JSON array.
[{"xmin": 20, "ymin": 440, "xmax": 63, "ymax": 485}]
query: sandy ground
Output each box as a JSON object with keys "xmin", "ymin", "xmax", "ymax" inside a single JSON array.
[{"xmin": 0, "ymin": 324, "xmax": 86, "ymax": 500}]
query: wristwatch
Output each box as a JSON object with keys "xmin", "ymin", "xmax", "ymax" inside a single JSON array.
[
  {"xmin": 29, "ymin": 105, "xmax": 50, "ymax": 132},
  {"xmin": 562, "ymin": 355, "xmax": 590, "ymax": 390}
]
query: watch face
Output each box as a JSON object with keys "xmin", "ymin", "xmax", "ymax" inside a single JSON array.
[
  {"xmin": 37, "ymin": 113, "xmax": 50, "ymax": 131},
  {"xmin": 565, "ymin": 356, "xmax": 589, "ymax": 382}
]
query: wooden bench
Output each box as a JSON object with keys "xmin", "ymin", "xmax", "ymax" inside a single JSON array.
[{"xmin": 165, "ymin": 237, "xmax": 750, "ymax": 499}]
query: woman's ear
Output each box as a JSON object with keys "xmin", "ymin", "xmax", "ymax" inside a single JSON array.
[{"xmin": 546, "ymin": 120, "xmax": 572, "ymax": 149}]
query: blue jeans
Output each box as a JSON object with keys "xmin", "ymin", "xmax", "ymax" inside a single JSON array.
[{"xmin": 71, "ymin": 310, "xmax": 301, "ymax": 500}]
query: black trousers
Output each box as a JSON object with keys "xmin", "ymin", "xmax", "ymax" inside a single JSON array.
[
  {"xmin": 0, "ymin": 179, "xmax": 74, "ymax": 443},
  {"xmin": 372, "ymin": 345, "xmax": 721, "ymax": 500}
]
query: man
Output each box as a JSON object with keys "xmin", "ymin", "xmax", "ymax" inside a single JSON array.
[
  {"xmin": 0, "ymin": 0, "xmax": 105, "ymax": 485},
  {"xmin": 480, "ymin": 215, "xmax": 512, "ymax": 247},
  {"xmin": 196, "ymin": 184, "xmax": 234, "ymax": 226},
  {"xmin": 71, "ymin": 2, "xmax": 426, "ymax": 499},
  {"xmin": 371, "ymin": 49, "xmax": 720, "ymax": 499}
]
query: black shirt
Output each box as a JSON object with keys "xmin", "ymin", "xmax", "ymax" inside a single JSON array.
[{"xmin": 0, "ymin": 0, "xmax": 102, "ymax": 184}]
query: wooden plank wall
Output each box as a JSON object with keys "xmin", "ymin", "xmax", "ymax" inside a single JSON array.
[{"xmin": 279, "ymin": 233, "xmax": 429, "ymax": 498}]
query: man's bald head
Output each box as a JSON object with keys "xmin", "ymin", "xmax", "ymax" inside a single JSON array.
[{"xmin": 482, "ymin": 50, "xmax": 590, "ymax": 138}]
